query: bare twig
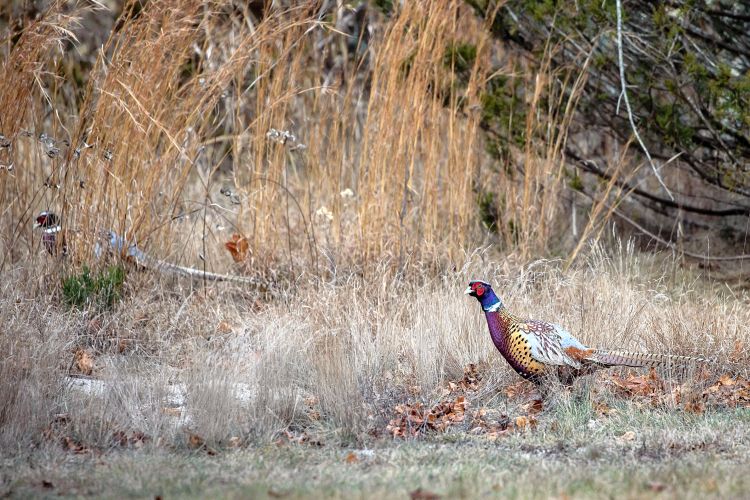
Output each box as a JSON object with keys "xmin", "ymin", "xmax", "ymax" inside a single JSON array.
[
  {"xmin": 615, "ymin": 0, "xmax": 674, "ymax": 201},
  {"xmin": 579, "ymin": 189, "xmax": 750, "ymax": 262},
  {"xmin": 566, "ymin": 148, "xmax": 750, "ymax": 216}
]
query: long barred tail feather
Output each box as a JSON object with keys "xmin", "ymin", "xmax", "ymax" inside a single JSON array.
[
  {"xmin": 133, "ymin": 252, "xmax": 261, "ymax": 285},
  {"xmin": 589, "ymin": 350, "xmax": 711, "ymax": 368},
  {"xmin": 101, "ymin": 230, "xmax": 264, "ymax": 287}
]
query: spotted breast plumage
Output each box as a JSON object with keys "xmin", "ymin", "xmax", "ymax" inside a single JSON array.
[{"xmin": 465, "ymin": 280, "xmax": 708, "ymax": 384}]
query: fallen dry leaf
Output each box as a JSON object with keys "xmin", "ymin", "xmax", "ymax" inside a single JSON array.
[
  {"xmin": 729, "ymin": 339, "xmax": 746, "ymax": 363},
  {"xmin": 514, "ymin": 415, "xmax": 537, "ymax": 430},
  {"xmin": 410, "ymin": 488, "xmax": 441, "ymax": 500},
  {"xmin": 345, "ymin": 452, "xmax": 359, "ymax": 464},
  {"xmin": 504, "ymin": 380, "xmax": 536, "ymax": 399},
  {"xmin": 617, "ymin": 431, "xmax": 636, "ymax": 442},
  {"xmin": 188, "ymin": 432, "xmax": 216, "ymax": 456},
  {"xmin": 85, "ymin": 318, "xmax": 102, "ymax": 335},
  {"xmin": 304, "ymin": 396, "xmax": 321, "ymax": 420},
  {"xmin": 611, "ymin": 373, "xmax": 656, "ymax": 396},
  {"xmin": 442, "ymin": 363, "xmax": 486, "ymax": 395},
  {"xmin": 604, "ymin": 369, "xmax": 750, "ymax": 412},
  {"xmin": 277, "ymin": 429, "xmax": 324, "ymax": 447},
  {"xmin": 73, "ymin": 348, "xmax": 94, "ymax": 375},
  {"xmin": 522, "ymin": 398, "xmax": 544, "ymax": 415},
  {"xmin": 187, "ymin": 433, "xmax": 205, "ymax": 449},
  {"xmin": 609, "ymin": 369, "xmax": 664, "ymax": 402},
  {"xmin": 386, "ymin": 396, "xmax": 469, "ymax": 438},
  {"xmin": 471, "ymin": 408, "xmax": 512, "ymax": 437},
  {"xmin": 162, "ymin": 407, "xmax": 182, "ymax": 417},
  {"xmin": 485, "ymin": 430, "xmax": 512, "ymax": 441},
  {"xmin": 702, "ymin": 374, "xmax": 750, "ymax": 408},
  {"xmin": 684, "ymin": 399, "xmax": 705, "ymax": 414},
  {"xmin": 216, "ymin": 320, "xmax": 234, "ymax": 334},
  {"xmin": 112, "ymin": 430, "xmax": 149, "ymax": 448},
  {"xmin": 225, "ymin": 233, "xmax": 249, "ymax": 262},
  {"xmin": 593, "ymin": 401, "xmax": 616, "ymax": 416},
  {"xmin": 117, "ymin": 339, "xmax": 131, "ymax": 353},
  {"xmin": 648, "ymin": 481, "xmax": 667, "ymax": 492},
  {"xmin": 62, "ymin": 436, "xmax": 88, "ymax": 454},
  {"xmin": 457, "ymin": 363, "xmax": 482, "ymax": 391}
]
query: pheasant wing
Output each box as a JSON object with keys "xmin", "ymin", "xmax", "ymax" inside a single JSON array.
[{"xmin": 521, "ymin": 320, "xmax": 583, "ymax": 369}]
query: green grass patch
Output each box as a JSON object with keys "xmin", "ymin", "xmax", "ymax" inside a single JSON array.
[{"xmin": 61, "ymin": 265, "xmax": 126, "ymax": 310}]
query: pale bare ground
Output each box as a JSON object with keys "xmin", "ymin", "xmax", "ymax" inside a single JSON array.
[{"xmin": 2, "ymin": 247, "xmax": 749, "ymax": 498}]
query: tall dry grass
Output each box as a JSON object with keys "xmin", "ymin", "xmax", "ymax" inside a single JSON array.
[
  {"xmin": 1, "ymin": 1, "xmax": 480, "ymax": 276},
  {"xmin": 0, "ymin": 0, "xmax": 603, "ymax": 279},
  {"xmin": 1, "ymin": 248, "xmax": 747, "ymax": 450}
]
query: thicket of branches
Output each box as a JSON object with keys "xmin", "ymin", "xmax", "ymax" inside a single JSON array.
[{"xmin": 466, "ymin": 0, "xmax": 750, "ymax": 252}]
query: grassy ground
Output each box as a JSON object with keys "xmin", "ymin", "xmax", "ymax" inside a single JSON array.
[{"xmin": 4, "ymin": 404, "xmax": 749, "ymax": 499}]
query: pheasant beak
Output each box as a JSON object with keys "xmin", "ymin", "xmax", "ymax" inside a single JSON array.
[
  {"xmin": 33, "ymin": 221, "xmax": 41, "ymax": 229},
  {"xmin": 464, "ymin": 286, "xmax": 473, "ymax": 295}
]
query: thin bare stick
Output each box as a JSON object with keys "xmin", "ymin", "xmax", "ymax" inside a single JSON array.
[
  {"xmin": 615, "ymin": 0, "xmax": 674, "ymax": 201},
  {"xmin": 579, "ymin": 189, "xmax": 750, "ymax": 262}
]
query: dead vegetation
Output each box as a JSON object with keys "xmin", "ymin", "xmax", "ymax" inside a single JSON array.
[
  {"xmin": 1, "ymin": 1, "xmax": 749, "ymax": 497},
  {"xmin": 1, "ymin": 250, "xmax": 748, "ymax": 454},
  {"xmin": 0, "ymin": 0, "xmax": 495, "ymax": 277}
]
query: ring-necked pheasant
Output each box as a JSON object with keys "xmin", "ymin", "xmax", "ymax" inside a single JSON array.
[
  {"xmin": 33, "ymin": 211, "xmax": 260, "ymax": 285},
  {"xmin": 35, "ymin": 211, "xmax": 67, "ymax": 256},
  {"xmin": 465, "ymin": 280, "xmax": 706, "ymax": 384}
]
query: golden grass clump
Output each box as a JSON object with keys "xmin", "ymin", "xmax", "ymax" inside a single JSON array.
[
  {"xmin": 1, "ymin": 249, "xmax": 747, "ymax": 450},
  {"xmin": 0, "ymin": 1, "xmax": 501, "ymax": 278},
  {"xmin": 0, "ymin": 0, "xmax": 605, "ymax": 279}
]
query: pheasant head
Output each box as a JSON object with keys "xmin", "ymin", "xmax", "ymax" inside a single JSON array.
[
  {"xmin": 34, "ymin": 211, "xmax": 64, "ymax": 255},
  {"xmin": 465, "ymin": 280, "xmax": 502, "ymax": 311},
  {"xmin": 34, "ymin": 211, "xmax": 60, "ymax": 231}
]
